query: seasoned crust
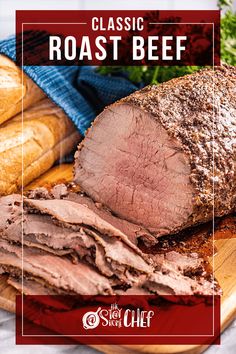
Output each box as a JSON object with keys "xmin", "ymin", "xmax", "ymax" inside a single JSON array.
[{"xmin": 122, "ymin": 65, "xmax": 236, "ymax": 226}]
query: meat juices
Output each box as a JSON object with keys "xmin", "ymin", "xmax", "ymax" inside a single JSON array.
[{"xmin": 74, "ymin": 66, "xmax": 236, "ymax": 237}]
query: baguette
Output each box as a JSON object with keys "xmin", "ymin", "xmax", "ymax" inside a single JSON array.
[
  {"xmin": 0, "ymin": 55, "xmax": 45, "ymax": 125},
  {"xmin": 0, "ymin": 99, "xmax": 81, "ymax": 195}
]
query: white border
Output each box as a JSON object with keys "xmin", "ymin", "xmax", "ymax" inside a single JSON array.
[{"xmin": 20, "ymin": 21, "xmax": 216, "ymax": 338}]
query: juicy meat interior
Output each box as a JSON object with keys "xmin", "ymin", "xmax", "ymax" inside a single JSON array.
[
  {"xmin": 75, "ymin": 104, "xmax": 194, "ymax": 235},
  {"xmin": 75, "ymin": 66, "xmax": 236, "ymax": 237}
]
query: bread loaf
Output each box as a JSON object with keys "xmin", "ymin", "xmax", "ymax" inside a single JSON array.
[
  {"xmin": 0, "ymin": 99, "xmax": 81, "ymax": 195},
  {"xmin": 0, "ymin": 55, "xmax": 45, "ymax": 125}
]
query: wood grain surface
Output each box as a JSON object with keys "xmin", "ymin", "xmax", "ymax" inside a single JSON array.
[{"xmin": 0, "ymin": 163, "xmax": 235, "ymax": 354}]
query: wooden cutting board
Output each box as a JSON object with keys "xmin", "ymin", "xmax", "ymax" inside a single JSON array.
[{"xmin": 0, "ymin": 164, "xmax": 235, "ymax": 354}]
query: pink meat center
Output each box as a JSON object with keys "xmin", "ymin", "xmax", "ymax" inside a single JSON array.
[{"xmin": 75, "ymin": 104, "xmax": 194, "ymax": 236}]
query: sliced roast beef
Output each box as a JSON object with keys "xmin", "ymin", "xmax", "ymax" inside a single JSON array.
[
  {"xmin": 0, "ymin": 190, "xmax": 222, "ymax": 296},
  {"xmin": 144, "ymin": 251, "xmax": 217, "ymax": 295},
  {"xmin": 0, "ymin": 237, "xmax": 219, "ymax": 296},
  {"xmin": 0, "ymin": 194, "xmax": 22, "ymax": 237},
  {"xmin": 24, "ymin": 197, "xmax": 153, "ymax": 252},
  {"xmin": 7, "ymin": 276, "xmax": 58, "ymax": 296},
  {"xmin": 7, "ymin": 277, "xmax": 79, "ymax": 310},
  {"xmin": 65, "ymin": 191, "xmax": 156, "ymax": 246},
  {"xmin": 27, "ymin": 184, "xmax": 156, "ymax": 246},
  {"xmin": 0, "ymin": 239, "xmax": 112, "ymax": 295},
  {"xmin": 74, "ymin": 66, "xmax": 236, "ymax": 237},
  {"xmin": 0, "ymin": 193, "xmax": 152, "ymax": 284}
]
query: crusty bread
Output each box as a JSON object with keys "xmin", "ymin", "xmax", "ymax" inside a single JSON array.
[
  {"xmin": 0, "ymin": 99, "xmax": 81, "ymax": 195},
  {"xmin": 0, "ymin": 55, "xmax": 45, "ymax": 125}
]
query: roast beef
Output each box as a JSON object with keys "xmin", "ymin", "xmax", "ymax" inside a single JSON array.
[
  {"xmin": 24, "ymin": 198, "xmax": 153, "ymax": 252},
  {"xmin": 0, "ymin": 193, "xmax": 153, "ymax": 285},
  {"xmin": 7, "ymin": 276, "xmax": 59, "ymax": 296},
  {"xmin": 0, "ymin": 239, "xmax": 112, "ymax": 295},
  {"xmin": 1, "ymin": 240, "xmax": 218, "ymax": 296},
  {"xmin": 145, "ymin": 251, "xmax": 217, "ymax": 296},
  {"xmin": 74, "ymin": 66, "xmax": 236, "ymax": 237},
  {"xmin": 0, "ymin": 238, "xmax": 218, "ymax": 296},
  {"xmin": 0, "ymin": 191, "xmax": 221, "ymax": 296}
]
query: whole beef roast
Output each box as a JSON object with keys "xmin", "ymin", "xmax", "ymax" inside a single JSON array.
[{"xmin": 74, "ymin": 66, "xmax": 236, "ymax": 237}]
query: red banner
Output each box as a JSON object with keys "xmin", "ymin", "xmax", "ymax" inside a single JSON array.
[
  {"xmin": 16, "ymin": 295, "xmax": 220, "ymax": 345},
  {"xmin": 15, "ymin": 10, "xmax": 220, "ymax": 66}
]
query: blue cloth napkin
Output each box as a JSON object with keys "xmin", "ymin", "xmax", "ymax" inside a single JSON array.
[{"xmin": 0, "ymin": 36, "xmax": 137, "ymax": 135}]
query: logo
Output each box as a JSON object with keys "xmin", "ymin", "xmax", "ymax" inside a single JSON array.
[
  {"xmin": 82, "ymin": 307, "xmax": 101, "ymax": 330},
  {"xmin": 82, "ymin": 303, "xmax": 154, "ymax": 330}
]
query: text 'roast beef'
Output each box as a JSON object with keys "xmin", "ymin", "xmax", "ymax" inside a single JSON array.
[{"xmin": 74, "ymin": 66, "xmax": 236, "ymax": 237}]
